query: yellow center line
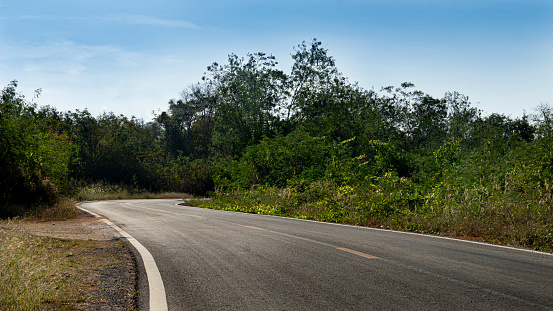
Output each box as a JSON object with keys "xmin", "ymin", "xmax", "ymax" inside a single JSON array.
[
  {"xmin": 337, "ymin": 247, "xmax": 379, "ymax": 259},
  {"xmin": 243, "ymin": 225, "xmax": 267, "ymax": 231}
]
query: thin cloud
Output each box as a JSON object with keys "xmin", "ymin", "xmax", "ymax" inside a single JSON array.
[
  {"xmin": 1, "ymin": 40, "xmax": 144, "ymax": 76},
  {"xmin": 107, "ymin": 13, "xmax": 201, "ymax": 29},
  {"xmin": 1, "ymin": 14, "xmax": 202, "ymax": 29}
]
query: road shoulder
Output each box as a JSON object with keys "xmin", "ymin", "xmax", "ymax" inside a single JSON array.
[{"xmin": 0, "ymin": 212, "xmax": 137, "ymax": 310}]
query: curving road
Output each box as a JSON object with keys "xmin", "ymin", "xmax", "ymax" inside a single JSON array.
[{"xmin": 81, "ymin": 199, "xmax": 553, "ymax": 311}]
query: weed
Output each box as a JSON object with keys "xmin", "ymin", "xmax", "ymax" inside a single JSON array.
[{"xmin": 199, "ymin": 174, "xmax": 553, "ymax": 251}]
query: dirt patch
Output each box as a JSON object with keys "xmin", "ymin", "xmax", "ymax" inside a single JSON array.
[
  {"xmin": 1, "ymin": 211, "xmax": 137, "ymax": 310},
  {"xmin": 9, "ymin": 211, "xmax": 117, "ymax": 241}
]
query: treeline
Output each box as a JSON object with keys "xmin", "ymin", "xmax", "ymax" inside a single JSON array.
[
  {"xmin": 1, "ymin": 81, "xmax": 213, "ymax": 218},
  {"xmin": 2, "ymin": 40, "xmax": 552, "ymax": 249}
]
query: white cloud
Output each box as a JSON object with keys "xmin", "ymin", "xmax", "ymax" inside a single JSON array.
[
  {"xmin": 0, "ymin": 40, "xmax": 145, "ymax": 75},
  {"xmin": 107, "ymin": 13, "xmax": 201, "ymax": 29},
  {"xmin": 1, "ymin": 13, "xmax": 201, "ymax": 29}
]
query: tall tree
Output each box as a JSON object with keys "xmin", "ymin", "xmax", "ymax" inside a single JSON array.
[
  {"xmin": 533, "ymin": 103, "xmax": 553, "ymax": 138},
  {"xmin": 205, "ymin": 52, "xmax": 287, "ymax": 156},
  {"xmin": 288, "ymin": 39, "xmax": 340, "ymax": 122},
  {"xmin": 443, "ymin": 91, "xmax": 480, "ymax": 141},
  {"xmin": 156, "ymin": 82, "xmax": 217, "ymax": 158}
]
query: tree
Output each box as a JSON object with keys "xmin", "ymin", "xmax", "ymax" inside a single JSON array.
[
  {"xmin": 69, "ymin": 111, "xmax": 160, "ymax": 188},
  {"xmin": 205, "ymin": 52, "xmax": 288, "ymax": 156},
  {"xmin": 1, "ymin": 81, "xmax": 72, "ymax": 215},
  {"xmin": 288, "ymin": 39, "xmax": 340, "ymax": 122},
  {"xmin": 533, "ymin": 103, "xmax": 553, "ymax": 138},
  {"xmin": 287, "ymin": 39, "xmax": 386, "ymax": 144},
  {"xmin": 443, "ymin": 91, "xmax": 480, "ymax": 141},
  {"xmin": 408, "ymin": 94, "xmax": 448, "ymax": 149},
  {"xmin": 156, "ymin": 82, "xmax": 217, "ymax": 158}
]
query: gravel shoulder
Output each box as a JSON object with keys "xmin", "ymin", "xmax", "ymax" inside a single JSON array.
[{"xmin": 0, "ymin": 211, "xmax": 137, "ymax": 310}]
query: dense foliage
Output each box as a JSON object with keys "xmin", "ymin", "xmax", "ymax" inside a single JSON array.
[
  {"xmin": 2, "ymin": 39, "xmax": 552, "ymax": 249},
  {"xmin": 1, "ymin": 81, "xmax": 73, "ymax": 216}
]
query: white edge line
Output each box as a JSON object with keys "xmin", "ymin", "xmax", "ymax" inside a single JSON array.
[
  {"xmin": 175, "ymin": 201, "xmax": 553, "ymax": 256},
  {"xmin": 285, "ymin": 216, "xmax": 553, "ymax": 257},
  {"xmin": 199, "ymin": 207, "xmax": 553, "ymax": 257},
  {"xmin": 77, "ymin": 205, "xmax": 168, "ymax": 311}
]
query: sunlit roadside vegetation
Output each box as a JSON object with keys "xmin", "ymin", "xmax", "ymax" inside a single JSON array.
[{"xmin": 196, "ymin": 136, "xmax": 553, "ymax": 250}]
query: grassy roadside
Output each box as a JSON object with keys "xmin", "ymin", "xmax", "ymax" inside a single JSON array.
[
  {"xmin": 188, "ymin": 178, "xmax": 553, "ymax": 252},
  {"xmin": 1, "ymin": 185, "xmax": 191, "ymax": 311},
  {"xmin": 0, "ymin": 195, "xmax": 139, "ymax": 311},
  {"xmin": 0, "ymin": 224, "xmax": 135, "ymax": 310}
]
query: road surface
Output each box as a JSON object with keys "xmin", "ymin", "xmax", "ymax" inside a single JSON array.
[{"xmin": 81, "ymin": 199, "xmax": 553, "ymax": 310}]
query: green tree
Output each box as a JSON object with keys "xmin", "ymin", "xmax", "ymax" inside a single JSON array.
[
  {"xmin": 406, "ymin": 92, "xmax": 448, "ymax": 150},
  {"xmin": 204, "ymin": 52, "xmax": 288, "ymax": 156},
  {"xmin": 532, "ymin": 103, "xmax": 553, "ymax": 138},
  {"xmin": 69, "ymin": 111, "xmax": 161, "ymax": 189},
  {"xmin": 443, "ymin": 91, "xmax": 480, "ymax": 141},
  {"xmin": 156, "ymin": 83, "xmax": 217, "ymax": 158},
  {"xmin": 1, "ymin": 81, "xmax": 73, "ymax": 216},
  {"xmin": 242, "ymin": 128, "xmax": 332, "ymax": 187},
  {"xmin": 288, "ymin": 39, "xmax": 339, "ymax": 122}
]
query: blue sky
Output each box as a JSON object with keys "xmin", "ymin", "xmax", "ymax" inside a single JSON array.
[{"xmin": 1, "ymin": 0, "xmax": 552, "ymax": 120}]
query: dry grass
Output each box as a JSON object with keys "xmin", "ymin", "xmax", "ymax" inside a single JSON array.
[
  {"xmin": 76, "ymin": 183, "xmax": 193, "ymax": 201},
  {"xmin": 79, "ymin": 191, "xmax": 193, "ymax": 201},
  {"xmin": 2, "ymin": 198, "xmax": 80, "ymax": 222},
  {"xmin": 33, "ymin": 198, "xmax": 80, "ymax": 221},
  {"xmin": 0, "ymin": 224, "xmax": 134, "ymax": 310}
]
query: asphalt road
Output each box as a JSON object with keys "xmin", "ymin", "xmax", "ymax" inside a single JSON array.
[{"xmin": 81, "ymin": 199, "xmax": 553, "ymax": 311}]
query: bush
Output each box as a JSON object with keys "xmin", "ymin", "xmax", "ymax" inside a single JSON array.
[{"xmin": 1, "ymin": 82, "xmax": 72, "ymax": 217}]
